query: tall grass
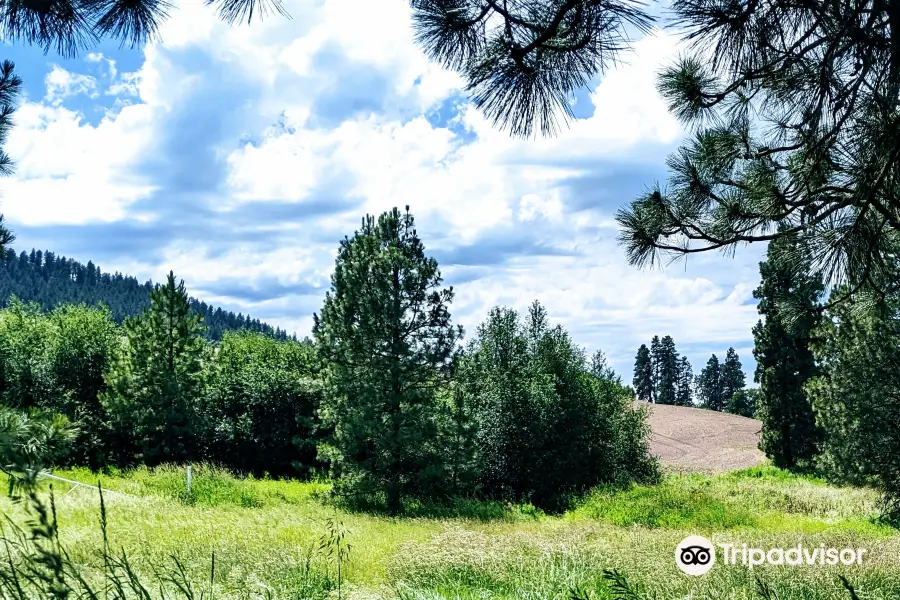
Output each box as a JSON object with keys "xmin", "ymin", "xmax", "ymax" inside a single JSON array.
[{"xmin": 1, "ymin": 465, "xmax": 898, "ymax": 600}]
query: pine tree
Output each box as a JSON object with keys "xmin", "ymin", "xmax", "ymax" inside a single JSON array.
[
  {"xmin": 753, "ymin": 234, "xmax": 823, "ymax": 468},
  {"xmin": 410, "ymin": 0, "xmax": 652, "ymax": 138},
  {"xmin": 615, "ymin": 1, "xmax": 900, "ymax": 309},
  {"xmin": 697, "ymin": 354, "xmax": 723, "ymax": 411},
  {"xmin": 806, "ymin": 282, "xmax": 900, "ymax": 519},
  {"xmin": 656, "ymin": 335, "xmax": 679, "ymax": 405},
  {"xmin": 0, "ymin": 61, "xmax": 21, "ymax": 253},
  {"xmin": 649, "ymin": 335, "xmax": 662, "ymax": 403},
  {"xmin": 720, "ymin": 348, "xmax": 746, "ymax": 410},
  {"xmin": 632, "ymin": 344, "xmax": 652, "ymax": 402},
  {"xmin": 675, "ymin": 356, "xmax": 693, "ymax": 407},
  {"xmin": 313, "ymin": 207, "xmax": 463, "ymax": 512},
  {"xmin": 0, "ymin": 0, "xmax": 284, "ymax": 58},
  {"xmin": 101, "ymin": 272, "xmax": 207, "ymax": 466}
]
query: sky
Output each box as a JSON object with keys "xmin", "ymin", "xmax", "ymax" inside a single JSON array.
[{"xmin": 0, "ymin": 0, "xmax": 770, "ymax": 381}]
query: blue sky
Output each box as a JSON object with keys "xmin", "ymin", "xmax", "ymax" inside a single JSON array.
[{"xmin": 0, "ymin": 0, "xmax": 769, "ymax": 381}]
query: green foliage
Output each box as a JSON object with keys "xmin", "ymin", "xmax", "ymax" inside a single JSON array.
[
  {"xmin": 102, "ymin": 272, "xmax": 207, "ymax": 466},
  {"xmin": 204, "ymin": 331, "xmax": 325, "ymax": 477},
  {"xmin": 0, "ymin": 61, "xmax": 20, "ymax": 252},
  {"xmin": 616, "ymin": 0, "xmax": 900, "ymax": 311},
  {"xmin": 720, "ymin": 347, "xmax": 746, "ymax": 408},
  {"xmin": 47, "ymin": 303, "xmax": 119, "ymax": 468},
  {"xmin": 807, "ymin": 285, "xmax": 900, "ymax": 520},
  {"xmin": 0, "ymin": 406, "xmax": 74, "ymax": 492},
  {"xmin": 314, "ymin": 207, "xmax": 463, "ymax": 511},
  {"xmin": 0, "ymin": 298, "xmax": 57, "ymax": 410},
  {"xmin": 318, "ymin": 519, "xmax": 351, "ymax": 600},
  {"xmin": 631, "ymin": 344, "xmax": 652, "ymax": 402},
  {"xmin": 675, "ymin": 355, "xmax": 693, "ymax": 406},
  {"xmin": 653, "ymin": 335, "xmax": 678, "ymax": 405},
  {"xmin": 726, "ymin": 389, "xmax": 756, "ymax": 418},
  {"xmin": 457, "ymin": 301, "xmax": 658, "ymax": 510},
  {"xmin": 409, "ymin": 0, "xmax": 653, "ymax": 138},
  {"xmin": 696, "ymin": 354, "xmax": 723, "ymax": 411},
  {"xmin": 634, "ymin": 336, "xmax": 691, "ymax": 405},
  {"xmin": 0, "ymin": 0, "xmax": 286, "ymax": 58},
  {"xmin": 0, "ymin": 247, "xmax": 289, "ymax": 341},
  {"xmin": 753, "ymin": 234, "xmax": 824, "ymax": 468}
]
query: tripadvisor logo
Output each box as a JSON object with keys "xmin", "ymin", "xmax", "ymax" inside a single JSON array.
[
  {"xmin": 675, "ymin": 535, "xmax": 716, "ymax": 575},
  {"xmin": 675, "ymin": 536, "xmax": 868, "ymax": 576}
]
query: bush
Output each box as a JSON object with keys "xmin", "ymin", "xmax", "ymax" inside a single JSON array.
[
  {"xmin": 203, "ymin": 331, "xmax": 325, "ymax": 477},
  {"xmin": 456, "ymin": 301, "xmax": 658, "ymax": 510}
]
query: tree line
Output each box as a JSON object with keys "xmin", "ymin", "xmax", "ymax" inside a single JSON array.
[
  {"xmin": 0, "ymin": 208, "xmax": 657, "ymax": 512},
  {"xmin": 632, "ymin": 337, "xmax": 754, "ymax": 417},
  {"xmin": 0, "ymin": 247, "xmax": 293, "ymax": 341}
]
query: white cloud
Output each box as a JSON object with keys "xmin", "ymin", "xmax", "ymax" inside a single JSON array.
[
  {"xmin": 44, "ymin": 65, "xmax": 98, "ymax": 105},
  {"xmin": 4, "ymin": 0, "xmax": 764, "ymax": 377}
]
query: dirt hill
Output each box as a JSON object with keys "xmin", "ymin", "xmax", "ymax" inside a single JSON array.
[{"xmin": 636, "ymin": 401, "xmax": 766, "ymax": 473}]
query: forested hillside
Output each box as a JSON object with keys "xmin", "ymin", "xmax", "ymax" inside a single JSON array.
[{"xmin": 0, "ymin": 248, "xmax": 292, "ymax": 340}]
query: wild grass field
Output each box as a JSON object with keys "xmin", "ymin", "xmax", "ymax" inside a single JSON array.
[{"xmin": 3, "ymin": 464, "xmax": 900, "ymax": 600}]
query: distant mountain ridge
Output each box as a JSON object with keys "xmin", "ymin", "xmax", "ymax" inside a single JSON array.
[{"xmin": 0, "ymin": 247, "xmax": 293, "ymax": 341}]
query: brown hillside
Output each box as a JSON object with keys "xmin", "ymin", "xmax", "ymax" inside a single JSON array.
[{"xmin": 635, "ymin": 401, "xmax": 766, "ymax": 473}]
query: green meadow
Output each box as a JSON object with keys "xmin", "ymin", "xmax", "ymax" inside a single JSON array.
[{"xmin": 3, "ymin": 464, "xmax": 899, "ymax": 600}]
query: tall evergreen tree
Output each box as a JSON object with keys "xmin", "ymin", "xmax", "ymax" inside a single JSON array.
[
  {"xmin": 632, "ymin": 344, "xmax": 652, "ymax": 402},
  {"xmin": 656, "ymin": 335, "xmax": 679, "ymax": 405},
  {"xmin": 753, "ymin": 234, "xmax": 824, "ymax": 468},
  {"xmin": 313, "ymin": 207, "xmax": 463, "ymax": 512},
  {"xmin": 806, "ymin": 283, "xmax": 900, "ymax": 519},
  {"xmin": 697, "ymin": 354, "xmax": 723, "ymax": 411},
  {"xmin": 675, "ymin": 355, "xmax": 693, "ymax": 407},
  {"xmin": 101, "ymin": 272, "xmax": 207, "ymax": 466},
  {"xmin": 720, "ymin": 348, "xmax": 746, "ymax": 410},
  {"xmin": 649, "ymin": 335, "xmax": 662, "ymax": 403}
]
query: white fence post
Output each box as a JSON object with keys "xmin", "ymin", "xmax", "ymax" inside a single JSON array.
[{"xmin": 186, "ymin": 465, "xmax": 192, "ymax": 496}]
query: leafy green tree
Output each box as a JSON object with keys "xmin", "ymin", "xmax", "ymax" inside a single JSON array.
[
  {"xmin": 410, "ymin": 0, "xmax": 653, "ymax": 138},
  {"xmin": 48, "ymin": 304, "xmax": 118, "ymax": 468},
  {"xmin": 720, "ymin": 347, "xmax": 746, "ymax": 408},
  {"xmin": 616, "ymin": 0, "xmax": 900, "ymax": 309},
  {"xmin": 203, "ymin": 331, "xmax": 324, "ymax": 477},
  {"xmin": 0, "ymin": 299, "xmax": 56, "ymax": 411},
  {"xmin": 632, "ymin": 344, "xmax": 652, "ymax": 402},
  {"xmin": 101, "ymin": 272, "xmax": 207, "ymax": 466},
  {"xmin": 696, "ymin": 354, "xmax": 723, "ymax": 411},
  {"xmin": 753, "ymin": 234, "xmax": 823, "ymax": 468},
  {"xmin": 806, "ymin": 285, "xmax": 900, "ymax": 520},
  {"xmin": 313, "ymin": 207, "xmax": 463, "ymax": 511},
  {"xmin": 675, "ymin": 355, "xmax": 693, "ymax": 406},
  {"xmin": 458, "ymin": 301, "xmax": 657, "ymax": 509},
  {"xmin": 726, "ymin": 389, "xmax": 755, "ymax": 419},
  {"xmin": 589, "ymin": 349, "xmax": 618, "ymax": 383}
]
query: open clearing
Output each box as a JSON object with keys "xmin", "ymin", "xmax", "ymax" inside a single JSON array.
[
  {"xmin": 639, "ymin": 401, "xmax": 767, "ymax": 473},
  {"xmin": 4, "ymin": 464, "xmax": 900, "ymax": 600}
]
